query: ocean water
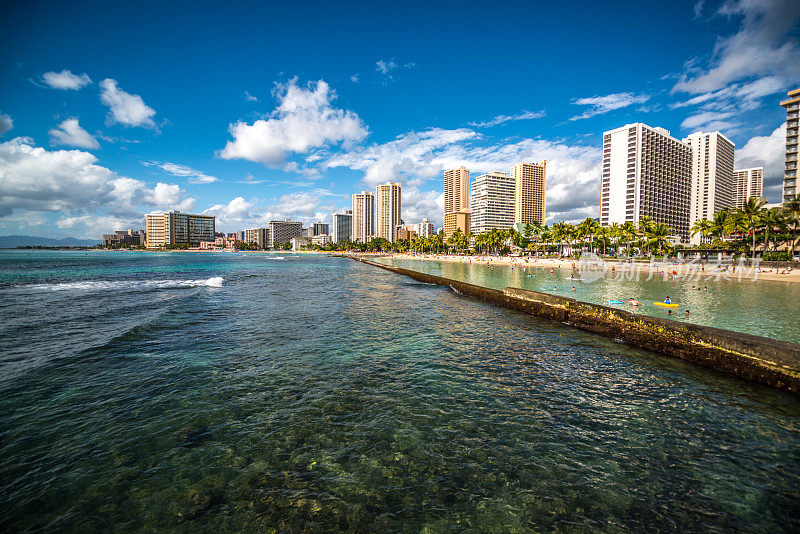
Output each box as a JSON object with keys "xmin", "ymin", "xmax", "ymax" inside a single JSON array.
[
  {"xmin": 1, "ymin": 250, "xmax": 799, "ymax": 532},
  {"xmin": 376, "ymin": 256, "xmax": 800, "ymax": 343}
]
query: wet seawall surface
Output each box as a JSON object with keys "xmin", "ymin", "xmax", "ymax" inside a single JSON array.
[{"xmin": 353, "ymin": 256, "xmax": 800, "ymax": 395}]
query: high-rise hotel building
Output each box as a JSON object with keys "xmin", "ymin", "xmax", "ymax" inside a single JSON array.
[
  {"xmin": 599, "ymin": 124, "xmax": 692, "ymax": 239},
  {"xmin": 781, "ymin": 88, "xmax": 800, "ymax": 202},
  {"xmin": 416, "ymin": 218, "xmax": 434, "ymax": 237},
  {"xmin": 375, "ymin": 182, "xmax": 402, "ymax": 242},
  {"xmin": 145, "ymin": 211, "xmax": 215, "ymax": 248},
  {"xmin": 682, "ymin": 131, "xmax": 735, "ymax": 233},
  {"xmin": 733, "ymin": 167, "xmax": 764, "ymax": 209},
  {"xmin": 470, "ymin": 171, "xmax": 515, "ymax": 234},
  {"xmin": 511, "ymin": 162, "xmax": 547, "ymax": 226},
  {"xmin": 444, "ymin": 167, "xmax": 470, "ymax": 237},
  {"xmin": 352, "ymin": 191, "xmax": 375, "ymax": 243},
  {"xmin": 268, "ymin": 220, "xmax": 302, "ymax": 249},
  {"xmin": 332, "ymin": 211, "xmax": 353, "ymax": 243}
]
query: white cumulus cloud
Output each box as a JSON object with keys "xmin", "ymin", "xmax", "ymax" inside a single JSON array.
[
  {"xmin": 99, "ymin": 78, "xmax": 157, "ymax": 128},
  {"xmin": 48, "ymin": 118, "xmax": 99, "ymax": 149},
  {"xmin": 41, "ymin": 70, "xmax": 92, "ymax": 90},
  {"xmin": 219, "ymin": 79, "xmax": 368, "ymax": 165},
  {"xmin": 0, "ymin": 113, "xmax": 12, "ymax": 135}
]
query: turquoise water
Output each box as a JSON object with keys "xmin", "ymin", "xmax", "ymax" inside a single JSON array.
[
  {"xmin": 1, "ymin": 250, "xmax": 799, "ymax": 531},
  {"xmin": 376, "ymin": 257, "xmax": 800, "ymax": 343}
]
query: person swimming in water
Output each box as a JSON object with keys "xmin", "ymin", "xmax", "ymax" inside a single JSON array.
[
  {"xmin": 665, "ymin": 296, "xmax": 672, "ymax": 304},
  {"xmin": 685, "ymin": 309, "xmax": 690, "ymax": 316},
  {"xmin": 627, "ymin": 298, "xmax": 640, "ymax": 306}
]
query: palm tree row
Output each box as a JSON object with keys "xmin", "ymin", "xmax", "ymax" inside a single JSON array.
[{"xmin": 690, "ymin": 196, "xmax": 800, "ymax": 257}]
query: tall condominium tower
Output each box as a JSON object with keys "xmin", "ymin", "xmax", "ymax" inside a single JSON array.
[
  {"xmin": 781, "ymin": 88, "xmax": 800, "ymax": 202},
  {"xmin": 599, "ymin": 123, "xmax": 692, "ymax": 239},
  {"xmin": 511, "ymin": 162, "xmax": 547, "ymax": 226},
  {"xmin": 733, "ymin": 168, "xmax": 764, "ymax": 209},
  {"xmin": 332, "ymin": 211, "xmax": 353, "ymax": 243},
  {"xmin": 416, "ymin": 218, "xmax": 434, "ymax": 237},
  {"xmin": 352, "ymin": 191, "xmax": 375, "ymax": 243},
  {"xmin": 470, "ymin": 171, "xmax": 515, "ymax": 234},
  {"xmin": 268, "ymin": 220, "xmax": 303, "ymax": 249},
  {"xmin": 682, "ymin": 131, "xmax": 735, "ymax": 231},
  {"xmin": 244, "ymin": 227, "xmax": 270, "ymax": 249},
  {"xmin": 145, "ymin": 211, "xmax": 215, "ymax": 248},
  {"xmin": 375, "ymin": 182, "xmax": 402, "ymax": 242},
  {"xmin": 444, "ymin": 167, "xmax": 470, "ymax": 237}
]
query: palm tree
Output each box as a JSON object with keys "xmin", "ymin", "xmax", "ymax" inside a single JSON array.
[
  {"xmin": 760, "ymin": 208, "xmax": 786, "ymax": 253},
  {"xmin": 784, "ymin": 195, "xmax": 800, "ymax": 257},
  {"xmin": 690, "ymin": 218, "xmax": 713, "ymax": 244},
  {"xmin": 620, "ymin": 221, "xmax": 637, "ymax": 257},
  {"xmin": 741, "ymin": 197, "xmax": 766, "ymax": 257},
  {"xmin": 645, "ymin": 223, "xmax": 674, "ymax": 256}
]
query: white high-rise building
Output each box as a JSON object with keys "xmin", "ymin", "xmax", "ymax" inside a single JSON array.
[
  {"xmin": 599, "ymin": 123, "xmax": 692, "ymax": 240},
  {"xmin": 416, "ymin": 218, "xmax": 434, "ymax": 238},
  {"xmin": 470, "ymin": 171, "xmax": 515, "ymax": 234},
  {"xmin": 781, "ymin": 88, "xmax": 800, "ymax": 202},
  {"xmin": 332, "ymin": 211, "xmax": 352, "ymax": 243},
  {"xmin": 375, "ymin": 182, "xmax": 402, "ymax": 242},
  {"xmin": 733, "ymin": 168, "xmax": 764, "ymax": 209},
  {"xmin": 352, "ymin": 191, "xmax": 375, "ymax": 243},
  {"xmin": 683, "ymin": 132, "xmax": 735, "ymax": 236}
]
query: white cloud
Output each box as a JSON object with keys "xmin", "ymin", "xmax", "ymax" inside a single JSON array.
[
  {"xmin": 48, "ymin": 118, "xmax": 99, "ymax": 149},
  {"xmin": 203, "ymin": 196, "xmax": 254, "ymax": 225},
  {"xmin": 673, "ymin": 0, "xmax": 800, "ymax": 94},
  {"xmin": 245, "ymin": 91, "xmax": 258, "ymax": 102},
  {"xmin": 735, "ymin": 123, "xmax": 786, "ymax": 202},
  {"xmin": 469, "ymin": 110, "xmax": 546, "ymax": 128},
  {"xmin": 145, "ymin": 161, "xmax": 218, "ymax": 183},
  {"xmin": 350, "ymin": 74, "xmax": 359, "ymax": 83},
  {"xmin": 680, "ymin": 110, "xmax": 738, "ymax": 132},
  {"xmin": 375, "ymin": 60, "xmax": 397, "ymax": 74},
  {"xmin": 0, "ymin": 138, "xmax": 194, "ymax": 232},
  {"xmin": 219, "ymin": 78, "xmax": 368, "ymax": 165},
  {"xmin": 570, "ymin": 92, "xmax": 650, "ymax": 120},
  {"xmin": 0, "ymin": 113, "xmax": 12, "ymax": 135},
  {"xmin": 41, "ymin": 70, "xmax": 92, "ymax": 90},
  {"xmin": 99, "ymin": 78, "xmax": 157, "ymax": 128}
]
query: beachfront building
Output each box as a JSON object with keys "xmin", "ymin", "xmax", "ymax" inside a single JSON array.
[
  {"xmin": 599, "ymin": 123, "xmax": 692, "ymax": 240},
  {"xmin": 733, "ymin": 167, "xmax": 764, "ymax": 209},
  {"xmin": 416, "ymin": 218, "xmax": 434, "ymax": 238},
  {"xmin": 145, "ymin": 211, "xmax": 215, "ymax": 248},
  {"xmin": 396, "ymin": 224, "xmax": 417, "ymax": 241},
  {"xmin": 444, "ymin": 167, "xmax": 470, "ymax": 238},
  {"xmin": 781, "ymin": 88, "xmax": 800, "ymax": 202},
  {"xmin": 332, "ymin": 211, "xmax": 353, "ymax": 243},
  {"xmin": 470, "ymin": 171, "xmax": 515, "ymax": 234},
  {"xmin": 268, "ymin": 220, "xmax": 303, "ymax": 249},
  {"xmin": 376, "ymin": 182, "xmax": 402, "ymax": 242},
  {"xmin": 511, "ymin": 162, "xmax": 547, "ymax": 226},
  {"xmin": 235, "ymin": 230, "xmax": 245, "ymax": 241},
  {"xmin": 312, "ymin": 223, "xmax": 329, "ymax": 236},
  {"xmin": 290, "ymin": 236, "xmax": 310, "ymax": 251},
  {"xmin": 102, "ymin": 229, "xmax": 145, "ymax": 247},
  {"xmin": 244, "ymin": 227, "xmax": 270, "ymax": 249},
  {"xmin": 352, "ymin": 191, "xmax": 375, "ymax": 243},
  {"xmin": 683, "ymin": 131, "xmax": 735, "ymax": 243},
  {"xmin": 311, "ymin": 234, "xmax": 332, "ymax": 246}
]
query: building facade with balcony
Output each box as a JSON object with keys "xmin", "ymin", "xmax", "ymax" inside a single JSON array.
[{"xmin": 781, "ymin": 88, "xmax": 800, "ymax": 202}]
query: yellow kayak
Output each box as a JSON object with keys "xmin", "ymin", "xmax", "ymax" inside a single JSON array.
[{"xmin": 653, "ymin": 302, "xmax": 678, "ymax": 308}]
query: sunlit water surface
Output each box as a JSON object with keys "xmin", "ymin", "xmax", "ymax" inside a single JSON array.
[
  {"xmin": 375, "ymin": 256, "xmax": 800, "ymax": 343},
  {"xmin": 1, "ymin": 250, "xmax": 799, "ymax": 532}
]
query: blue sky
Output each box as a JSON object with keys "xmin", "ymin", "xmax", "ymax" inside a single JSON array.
[{"xmin": 1, "ymin": 0, "xmax": 798, "ymax": 238}]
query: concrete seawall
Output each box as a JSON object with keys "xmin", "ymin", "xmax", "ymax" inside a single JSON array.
[{"xmin": 351, "ymin": 256, "xmax": 800, "ymax": 395}]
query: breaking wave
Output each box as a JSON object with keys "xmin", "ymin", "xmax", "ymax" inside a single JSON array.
[{"xmin": 20, "ymin": 277, "xmax": 224, "ymax": 292}]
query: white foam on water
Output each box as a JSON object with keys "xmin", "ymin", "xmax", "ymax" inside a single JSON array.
[{"xmin": 21, "ymin": 277, "xmax": 224, "ymax": 292}]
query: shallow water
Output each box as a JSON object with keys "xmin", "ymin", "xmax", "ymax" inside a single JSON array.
[
  {"xmin": 1, "ymin": 250, "xmax": 799, "ymax": 531},
  {"xmin": 376, "ymin": 256, "xmax": 800, "ymax": 343}
]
